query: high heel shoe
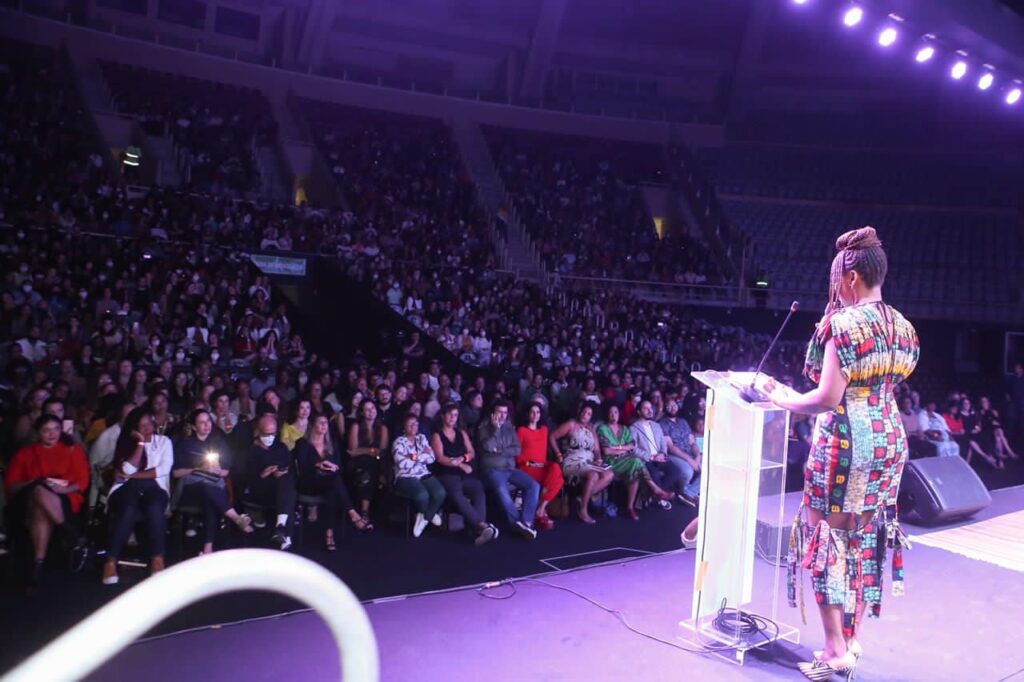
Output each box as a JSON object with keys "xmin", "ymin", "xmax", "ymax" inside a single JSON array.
[{"xmin": 798, "ymin": 650, "xmax": 858, "ymax": 681}]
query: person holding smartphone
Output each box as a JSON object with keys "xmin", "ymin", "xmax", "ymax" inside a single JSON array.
[{"xmin": 5, "ymin": 414, "xmax": 91, "ymax": 586}]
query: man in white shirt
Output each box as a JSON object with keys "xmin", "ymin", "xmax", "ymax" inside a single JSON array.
[{"xmin": 630, "ymin": 399, "xmax": 686, "ymax": 509}]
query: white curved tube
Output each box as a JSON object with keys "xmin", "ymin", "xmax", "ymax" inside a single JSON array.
[{"xmin": 4, "ymin": 549, "xmax": 378, "ymax": 682}]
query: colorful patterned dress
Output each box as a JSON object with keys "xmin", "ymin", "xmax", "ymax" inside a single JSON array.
[{"xmin": 788, "ymin": 301, "xmax": 919, "ymax": 636}]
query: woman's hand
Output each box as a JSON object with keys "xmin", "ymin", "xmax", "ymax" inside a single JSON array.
[
  {"xmin": 260, "ymin": 464, "xmax": 278, "ymax": 479},
  {"xmin": 459, "ymin": 463, "xmax": 473, "ymax": 474}
]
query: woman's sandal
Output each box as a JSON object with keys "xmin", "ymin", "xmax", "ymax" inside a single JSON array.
[
  {"xmin": 234, "ymin": 514, "xmax": 255, "ymax": 534},
  {"xmin": 352, "ymin": 514, "xmax": 374, "ymax": 532},
  {"xmin": 799, "ymin": 650, "xmax": 858, "ymax": 681}
]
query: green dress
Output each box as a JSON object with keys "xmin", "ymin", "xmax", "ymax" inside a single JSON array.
[{"xmin": 595, "ymin": 423, "xmax": 649, "ymax": 481}]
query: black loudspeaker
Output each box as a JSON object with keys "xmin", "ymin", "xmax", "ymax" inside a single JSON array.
[{"xmin": 898, "ymin": 456, "xmax": 992, "ymax": 525}]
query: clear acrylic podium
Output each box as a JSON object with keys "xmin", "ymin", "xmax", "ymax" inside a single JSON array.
[{"xmin": 678, "ymin": 370, "xmax": 801, "ymax": 664}]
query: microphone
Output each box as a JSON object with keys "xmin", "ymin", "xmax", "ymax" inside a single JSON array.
[{"xmin": 739, "ymin": 300, "xmax": 800, "ymax": 403}]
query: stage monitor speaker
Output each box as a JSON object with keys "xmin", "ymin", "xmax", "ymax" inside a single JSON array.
[{"xmin": 898, "ymin": 456, "xmax": 991, "ymax": 526}]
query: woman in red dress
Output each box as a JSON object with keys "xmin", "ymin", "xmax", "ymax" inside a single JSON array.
[
  {"xmin": 5, "ymin": 414, "xmax": 90, "ymax": 585},
  {"xmin": 516, "ymin": 403, "xmax": 563, "ymax": 530}
]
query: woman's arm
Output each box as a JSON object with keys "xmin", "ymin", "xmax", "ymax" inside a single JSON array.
[
  {"xmin": 549, "ymin": 420, "xmax": 574, "ymax": 458},
  {"xmin": 768, "ymin": 339, "xmax": 848, "ymax": 415}
]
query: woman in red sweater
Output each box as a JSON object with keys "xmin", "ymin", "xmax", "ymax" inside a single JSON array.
[
  {"xmin": 5, "ymin": 414, "xmax": 90, "ymax": 584},
  {"xmin": 516, "ymin": 403, "xmax": 563, "ymax": 530}
]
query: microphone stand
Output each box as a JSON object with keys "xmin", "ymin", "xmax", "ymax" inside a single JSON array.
[{"xmin": 739, "ymin": 301, "xmax": 800, "ymax": 403}]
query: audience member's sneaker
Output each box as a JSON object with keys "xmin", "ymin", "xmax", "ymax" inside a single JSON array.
[
  {"xmin": 430, "ymin": 513, "xmax": 443, "ymax": 527},
  {"xmin": 658, "ymin": 499, "xmax": 673, "ymax": 511},
  {"xmin": 475, "ymin": 524, "xmax": 499, "ymax": 546},
  {"xmin": 412, "ymin": 512, "xmax": 429, "ymax": 538},
  {"xmin": 272, "ymin": 525, "xmax": 292, "ymax": 551},
  {"xmin": 515, "ymin": 521, "xmax": 537, "ymax": 540}
]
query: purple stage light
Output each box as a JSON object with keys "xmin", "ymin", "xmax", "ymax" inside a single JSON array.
[
  {"xmin": 951, "ymin": 60, "xmax": 968, "ymax": 80},
  {"xmin": 843, "ymin": 6, "xmax": 863, "ymax": 27},
  {"xmin": 915, "ymin": 46, "xmax": 935, "ymax": 63},
  {"xmin": 978, "ymin": 71, "xmax": 994, "ymax": 90},
  {"xmin": 1007, "ymin": 87, "xmax": 1022, "ymax": 105},
  {"xmin": 878, "ymin": 27, "xmax": 898, "ymax": 47},
  {"xmin": 792, "ymin": 0, "xmax": 810, "ymax": 4}
]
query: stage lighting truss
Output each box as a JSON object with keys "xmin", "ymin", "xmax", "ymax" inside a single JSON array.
[{"xmin": 790, "ymin": 2, "xmax": 1024, "ymax": 115}]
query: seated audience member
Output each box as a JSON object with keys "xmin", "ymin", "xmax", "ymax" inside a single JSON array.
[
  {"xmin": 657, "ymin": 397, "xmax": 701, "ymax": 506},
  {"xmin": 788, "ymin": 413, "xmax": 813, "ymax": 472},
  {"xmin": 979, "ymin": 396, "xmax": 1018, "ymax": 466},
  {"xmin": 210, "ymin": 390, "xmax": 238, "ymax": 438},
  {"xmin": 231, "ymin": 379, "xmax": 256, "ymax": 422},
  {"xmin": 429, "ymin": 403, "xmax": 498, "ymax": 546},
  {"xmin": 477, "ymin": 400, "xmax": 540, "ymax": 539},
  {"xmin": 102, "ymin": 407, "xmax": 174, "ymax": 584},
  {"xmin": 89, "ymin": 398, "xmax": 132, "ymax": 508},
  {"xmin": 150, "ymin": 391, "xmax": 178, "ymax": 437},
  {"xmin": 550, "ymin": 402, "xmax": 613, "ymax": 524},
  {"xmin": 280, "ymin": 398, "xmax": 312, "ymax": 450},
  {"xmin": 918, "ymin": 400, "xmax": 960, "ymax": 458},
  {"xmin": 515, "ymin": 403, "xmax": 563, "ymax": 530},
  {"xmin": 172, "ymin": 409, "xmax": 254, "ymax": 554},
  {"xmin": 596, "ymin": 404, "xmax": 671, "ymax": 521},
  {"xmin": 956, "ymin": 398, "xmax": 999, "ymax": 467},
  {"xmin": 630, "ymin": 400, "xmax": 685, "ymax": 508},
  {"xmin": 295, "ymin": 414, "xmax": 370, "ymax": 548},
  {"xmin": 242, "ymin": 414, "xmax": 297, "ymax": 550},
  {"xmin": 900, "ymin": 396, "xmax": 936, "ymax": 458},
  {"xmin": 4, "ymin": 415, "xmax": 91, "ymax": 585},
  {"xmin": 392, "ymin": 414, "xmax": 447, "ymax": 538},
  {"xmin": 347, "ymin": 399, "xmax": 388, "ymax": 524}
]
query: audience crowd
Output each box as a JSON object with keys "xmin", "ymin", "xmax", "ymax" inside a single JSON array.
[{"xmin": 1, "ymin": 40, "xmax": 1020, "ymax": 600}]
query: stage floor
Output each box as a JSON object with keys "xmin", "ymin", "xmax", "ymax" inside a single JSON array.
[{"xmin": 86, "ymin": 486, "xmax": 1024, "ymax": 682}]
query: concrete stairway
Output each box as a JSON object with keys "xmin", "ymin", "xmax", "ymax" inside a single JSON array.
[{"xmin": 450, "ymin": 118, "xmax": 545, "ymax": 283}]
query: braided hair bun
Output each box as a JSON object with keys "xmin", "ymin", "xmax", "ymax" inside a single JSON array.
[
  {"xmin": 825, "ymin": 226, "xmax": 888, "ymax": 313},
  {"xmin": 835, "ymin": 226, "xmax": 882, "ymax": 252}
]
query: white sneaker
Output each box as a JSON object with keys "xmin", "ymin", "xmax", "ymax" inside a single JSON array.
[
  {"xmin": 430, "ymin": 513, "xmax": 443, "ymax": 527},
  {"xmin": 515, "ymin": 520, "xmax": 537, "ymax": 540},
  {"xmin": 658, "ymin": 499, "xmax": 673, "ymax": 511},
  {"xmin": 413, "ymin": 512, "xmax": 429, "ymax": 538}
]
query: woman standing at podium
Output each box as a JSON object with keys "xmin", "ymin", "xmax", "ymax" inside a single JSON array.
[{"xmin": 765, "ymin": 227, "xmax": 919, "ymax": 681}]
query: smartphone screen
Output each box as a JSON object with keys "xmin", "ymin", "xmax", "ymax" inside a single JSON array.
[{"xmin": 62, "ymin": 419, "xmax": 75, "ymax": 435}]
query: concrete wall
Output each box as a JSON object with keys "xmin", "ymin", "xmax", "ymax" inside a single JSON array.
[{"xmin": 0, "ymin": 8, "xmax": 724, "ymax": 148}]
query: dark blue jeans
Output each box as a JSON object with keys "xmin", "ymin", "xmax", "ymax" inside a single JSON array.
[{"xmin": 481, "ymin": 468, "xmax": 539, "ymax": 527}]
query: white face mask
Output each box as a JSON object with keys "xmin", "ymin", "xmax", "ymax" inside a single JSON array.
[{"xmin": 259, "ymin": 435, "xmax": 275, "ymax": 447}]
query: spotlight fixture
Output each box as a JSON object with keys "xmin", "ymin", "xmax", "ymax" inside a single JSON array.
[
  {"xmin": 792, "ymin": 0, "xmax": 810, "ymax": 4},
  {"xmin": 843, "ymin": 6, "xmax": 863, "ymax": 27},
  {"xmin": 914, "ymin": 35, "xmax": 936, "ymax": 63},
  {"xmin": 878, "ymin": 27, "xmax": 898, "ymax": 47},
  {"xmin": 1007, "ymin": 84, "xmax": 1022, "ymax": 105},
  {"xmin": 978, "ymin": 67, "xmax": 995, "ymax": 90},
  {"xmin": 950, "ymin": 53, "xmax": 968, "ymax": 80}
]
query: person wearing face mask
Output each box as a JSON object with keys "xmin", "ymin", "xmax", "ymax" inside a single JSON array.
[{"xmin": 242, "ymin": 414, "xmax": 296, "ymax": 551}]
